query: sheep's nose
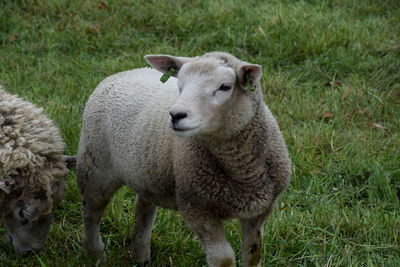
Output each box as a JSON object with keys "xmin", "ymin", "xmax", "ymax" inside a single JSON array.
[{"xmin": 170, "ymin": 111, "xmax": 187, "ymax": 124}]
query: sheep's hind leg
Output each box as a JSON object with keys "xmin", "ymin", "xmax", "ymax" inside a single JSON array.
[
  {"xmin": 183, "ymin": 213, "xmax": 235, "ymax": 267},
  {"xmin": 240, "ymin": 208, "xmax": 272, "ymax": 267},
  {"xmin": 130, "ymin": 194, "xmax": 157, "ymax": 262},
  {"xmin": 80, "ymin": 180, "xmax": 121, "ymax": 261}
]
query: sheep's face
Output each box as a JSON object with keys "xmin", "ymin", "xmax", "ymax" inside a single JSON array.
[
  {"xmin": 145, "ymin": 52, "xmax": 262, "ymax": 139},
  {"xmin": 170, "ymin": 63, "xmax": 237, "ymax": 137},
  {"xmin": 1, "ymin": 176, "xmax": 65, "ymax": 256}
]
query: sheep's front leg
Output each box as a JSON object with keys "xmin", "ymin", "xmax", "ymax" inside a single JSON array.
[
  {"xmin": 130, "ymin": 195, "xmax": 157, "ymax": 262},
  {"xmin": 183, "ymin": 213, "xmax": 235, "ymax": 267},
  {"xmin": 240, "ymin": 210, "xmax": 271, "ymax": 267}
]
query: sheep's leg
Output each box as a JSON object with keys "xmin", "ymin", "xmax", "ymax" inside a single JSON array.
[
  {"xmin": 81, "ymin": 182, "xmax": 121, "ymax": 261},
  {"xmin": 130, "ymin": 194, "xmax": 157, "ymax": 262},
  {"xmin": 240, "ymin": 208, "xmax": 272, "ymax": 267},
  {"xmin": 183, "ymin": 214, "xmax": 235, "ymax": 267}
]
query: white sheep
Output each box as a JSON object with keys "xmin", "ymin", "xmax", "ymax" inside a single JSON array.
[
  {"xmin": 0, "ymin": 86, "xmax": 72, "ymax": 255},
  {"xmin": 77, "ymin": 52, "xmax": 291, "ymax": 266}
]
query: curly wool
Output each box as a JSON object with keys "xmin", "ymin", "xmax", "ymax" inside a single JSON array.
[{"xmin": 0, "ymin": 86, "xmax": 68, "ymax": 211}]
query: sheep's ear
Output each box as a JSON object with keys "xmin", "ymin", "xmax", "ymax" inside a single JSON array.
[
  {"xmin": 237, "ymin": 64, "xmax": 262, "ymax": 91},
  {"xmin": 0, "ymin": 177, "xmax": 23, "ymax": 194},
  {"xmin": 50, "ymin": 177, "xmax": 66, "ymax": 207},
  {"xmin": 144, "ymin": 55, "xmax": 193, "ymax": 77}
]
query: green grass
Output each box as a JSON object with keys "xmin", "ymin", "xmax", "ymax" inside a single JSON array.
[{"xmin": 1, "ymin": 0, "xmax": 399, "ymax": 266}]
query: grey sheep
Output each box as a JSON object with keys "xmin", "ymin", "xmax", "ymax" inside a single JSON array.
[
  {"xmin": 77, "ymin": 52, "xmax": 291, "ymax": 266},
  {"xmin": 0, "ymin": 86, "xmax": 72, "ymax": 255}
]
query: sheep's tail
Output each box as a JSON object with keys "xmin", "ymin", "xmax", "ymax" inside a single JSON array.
[{"xmin": 62, "ymin": 155, "xmax": 76, "ymax": 170}]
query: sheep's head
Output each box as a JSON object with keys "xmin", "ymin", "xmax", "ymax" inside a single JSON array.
[
  {"xmin": 145, "ymin": 52, "xmax": 263, "ymax": 139},
  {"xmin": 0, "ymin": 169, "xmax": 66, "ymax": 256},
  {"xmin": 0, "ymin": 86, "xmax": 74, "ymax": 256}
]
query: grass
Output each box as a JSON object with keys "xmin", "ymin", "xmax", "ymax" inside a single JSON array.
[{"xmin": 0, "ymin": 0, "xmax": 399, "ymax": 266}]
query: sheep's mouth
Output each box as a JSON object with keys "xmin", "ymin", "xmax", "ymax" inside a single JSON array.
[
  {"xmin": 171, "ymin": 125, "xmax": 200, "ymax": 137},
  {"xmin": 172, "ymin": 126, "xmax": 198, "ymax": 132}
]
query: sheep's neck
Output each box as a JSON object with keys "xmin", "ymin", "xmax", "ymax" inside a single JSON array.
[{"xmin": 205, "ymin": 110, "xmax": 266, "ymax": 185}]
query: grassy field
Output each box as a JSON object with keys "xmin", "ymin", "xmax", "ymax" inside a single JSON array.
[{"xmin": 1, "ymin": 0, "xmax": 399, "ymax": 266}]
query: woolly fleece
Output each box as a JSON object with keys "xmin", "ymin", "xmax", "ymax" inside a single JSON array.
[
  {"xmin": 0, "ymin": 86, "xmax": 67, "ymax": 211},
  {"xmin": 77, "ymin": 52, "xmax": 291, "ymax": 266}
]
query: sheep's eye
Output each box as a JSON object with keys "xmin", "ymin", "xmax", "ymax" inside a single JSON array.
[
  {"xmin": 19, "ymin": 209, "xmax": 25, "ymax": 219},
  {"xmin": 18, "ymin": 209, "xmax": 28, "ymax": 224},
  {"xmin": 218, "ymin": 84, "xmax": 231, "ymax": 91}
]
